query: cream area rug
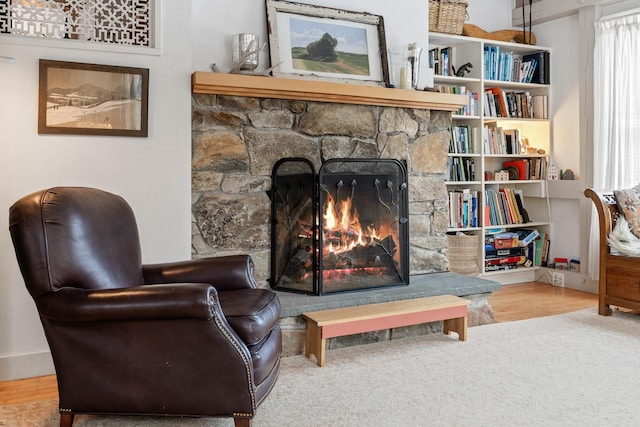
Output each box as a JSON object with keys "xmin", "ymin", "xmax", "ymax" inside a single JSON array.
[{"xmin": 2, "ymin": 307, "xmax": 640, "ymax": 427}]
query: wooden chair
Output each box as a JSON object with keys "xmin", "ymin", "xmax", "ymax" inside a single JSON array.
[{"xmin": 584, "ymin": 188, "xmax": 640, "ymax": 315}]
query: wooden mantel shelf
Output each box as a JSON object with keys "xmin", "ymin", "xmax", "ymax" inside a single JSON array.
[{"xmin": 192, "ymin": 72, "xmax": 467, "ymax": 111}]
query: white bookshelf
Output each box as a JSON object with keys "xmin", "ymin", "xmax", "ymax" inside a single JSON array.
[{"xmin": 433, "ymin": 32, "xmax": 552, "ymax": 284}]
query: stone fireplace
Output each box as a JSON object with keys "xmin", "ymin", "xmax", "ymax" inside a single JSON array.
[
  {"xmin": 190, "ymin": 73, "xmax": 499, "ymax": 356},
  {"xmin": 191, "ymin": 72, "xmax": 467, "ymax": 286}
]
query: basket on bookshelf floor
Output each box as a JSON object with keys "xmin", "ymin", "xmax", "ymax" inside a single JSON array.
[
  {"xmin": 429, "ymin": 0, "xmax": 468, "ymax": 35},
  {"xmin": 447, "ymin": 234, "xmax": 479, "ymax": 275}
]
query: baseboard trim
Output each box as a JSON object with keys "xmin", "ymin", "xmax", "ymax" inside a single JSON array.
[{"xmin": 0, "ymin": 350, "xmax": 55, "ymax": 381}]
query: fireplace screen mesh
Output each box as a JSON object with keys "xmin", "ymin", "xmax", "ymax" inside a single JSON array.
[{"xmin": 270, "ymin": 158, "xmax": 409, "ymax": 295}]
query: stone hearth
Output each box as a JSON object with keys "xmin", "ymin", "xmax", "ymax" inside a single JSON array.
[{"xmin": 277, "ymin": 272, "xmax": 500, "ymax": 357}]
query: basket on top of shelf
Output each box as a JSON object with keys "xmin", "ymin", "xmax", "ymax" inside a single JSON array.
[{"xmin": 429, "ymin": 0, "xmax": 468, "ymax": 35}]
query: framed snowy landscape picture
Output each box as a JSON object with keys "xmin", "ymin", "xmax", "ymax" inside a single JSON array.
[{"xmin": 38, "ymin": 60, "xmax": 149, "ymax": 137}]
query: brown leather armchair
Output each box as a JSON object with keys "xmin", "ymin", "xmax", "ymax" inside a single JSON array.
[{"xmin": 8, "ymin": 187, "xmax": 281, "ymax": 427}]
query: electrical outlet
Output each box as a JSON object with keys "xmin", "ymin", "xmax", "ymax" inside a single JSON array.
[{"xmin": 551, "ymin": 272, "xmax": 565, "ymax": 287}]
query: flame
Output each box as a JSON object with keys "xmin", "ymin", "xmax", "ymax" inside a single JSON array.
[{"xmin": 323, "ymin": 194, "xmax": 375, "ymax": 254}]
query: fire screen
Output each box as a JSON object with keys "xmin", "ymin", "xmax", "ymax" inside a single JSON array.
[{"xmin": 270, "ymin": 158, "xmax": 409, "ymax": 295}]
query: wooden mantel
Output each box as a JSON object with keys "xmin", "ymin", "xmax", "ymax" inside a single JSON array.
[{"xmin": 192, "ymin": 72, "xmax": 468, "ymax": 111}]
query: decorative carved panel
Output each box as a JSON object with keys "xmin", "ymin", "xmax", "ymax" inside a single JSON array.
[{"xmin": 0, "ymin": 0, "xmax": 152, "ymax": 46}]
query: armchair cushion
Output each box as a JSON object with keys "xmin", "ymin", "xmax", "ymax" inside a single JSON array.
[{"xmin": 218, "ymin": 289, "xmax": 281, "ymax": 345}]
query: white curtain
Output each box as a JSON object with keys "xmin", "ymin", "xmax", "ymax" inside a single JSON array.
[{"xmin": 589, "ymin": 13, "xmax": 640, "ymax": 279}]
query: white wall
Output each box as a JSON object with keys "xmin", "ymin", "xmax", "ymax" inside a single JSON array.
[
  {"xmin": 534, "ymin": 15, "xmax": 585, "ymax": 284},
  {"xmin": 0, "ymin": 1, "xmax": 193, "ymax": 380},
  {"xmin": 191, "ymin": 0, "xmax": 512, "ymax": 87},
  {"xmin": 0, "ymin": 0, "xmax": 515, "ymax": 381},
  {"xmin": 191, "ymin": 0, "xmax": 431, "ymax": 74},
  {"xmin": 467, "ymin": 0, "xmax": 514, "ymax": 31}
]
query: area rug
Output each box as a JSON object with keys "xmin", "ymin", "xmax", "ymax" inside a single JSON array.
[{"xmin": 2, "ymin": 307, "xmax": 640, "ymax": 426}]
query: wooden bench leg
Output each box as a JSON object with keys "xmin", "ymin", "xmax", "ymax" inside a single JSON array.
[
  {"xmin": 443, "ymin": 316, "xmax": 467, "ymax": 341},
  {"xmin": 305, "ymin": 321, "xmax": 326, "ymax": 367}
]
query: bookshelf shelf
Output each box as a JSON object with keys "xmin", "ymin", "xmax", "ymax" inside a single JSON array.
[
  {"xmin": 484, "ymin": 117, "xmax": 549, "ymax": 123},
  {"xmin": 483, "ymin": 265, "xmax": 540, "ymax": 277},
  {"xmin": 484, "ymin": 80, "xmax": 550, "ymax": 89},
  {"xmin": 452, "ymin": 114, "xmax": 481, "ymax": 120},
  {"xmin": 433, "ymin": 32, "xmax": 552, "ymax": 284},
  {"xmin": 485, "ymin": 180, "xmax": 545, "ymax": 184},
  {"xmin": 446, "ymin": 181, "xmax": 482, "ymax": 186}
]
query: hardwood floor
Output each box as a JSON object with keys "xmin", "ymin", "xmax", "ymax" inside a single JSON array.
[
  {"xmin": 0, "ymin": 281, "xmax": 599, "ymax": 406},
  {"xmin": 489, "ymin": 281, "xmax": 598, "ymax": 322}
]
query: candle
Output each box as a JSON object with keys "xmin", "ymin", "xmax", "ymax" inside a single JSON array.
[{"xmin": 399, "ymin": 66, "xmax": 412, "ymax": 89}]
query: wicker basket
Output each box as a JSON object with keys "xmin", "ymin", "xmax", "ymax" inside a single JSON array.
[
  {"xmin": 447, "ymin": 234, "xmax": 479, "ymax": 275},
  {"xmin": 429, "ymin": 0, "xmax": 468, "ymax": 35}
]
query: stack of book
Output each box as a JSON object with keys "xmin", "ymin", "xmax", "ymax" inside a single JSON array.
[
  {"xmin": 483, "ymin": 88, "xmax": 547, "ymax": 119},
  {"xmin": 503, "ymin": 158, "xmax": 547, "ymax": 181},
  {"xmin": 436, "ymin": 86, "xmax": 479, "ymax": 117},
  {"xmin": 448, "ymin": 189, "xmax": 478, "ymax": 228},
  {"xmin": 484, "ymin": 188, "xmax": 529, "ymax": 226},
  {"xmin": 484, "ymin": 231, "xmax": 525, "ymax": 271},
  {"xmin": 485, "ymin": 228, "xmax": 550, "ymax": 271},
  {"xmin": 483, "ymin": 46, "xmax": 542, "ymax": 83},
  {"xmin": 448, "ymin": 157, "xmax": 475, "ymax": 182},
  {"xmin": 484, "ymin": 228, "xmax": 544, "ymax": 271},
  {"xmin": 449, "ymin": 125, "xmax": 478, "ymax": 154}
]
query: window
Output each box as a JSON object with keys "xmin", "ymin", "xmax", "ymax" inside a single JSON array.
[
  {"xmin": 589, "ymin": 12, "xmax": 640, "ymax": 279},
  {"xmin": 0, "ymin": 0, "xmax": 154, "ymax": 47}
]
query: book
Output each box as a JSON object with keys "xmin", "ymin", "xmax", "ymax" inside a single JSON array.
[
  {"xmin": 440, "ymin": 46, "xmax": 453, "ymax": 76},
  {"xmin": 485, "ymin": 255, "xmax": 526, "ymax": 266},
  {"xmin": 532, "ymin": 95, "xmax": 548, "ymax": 119},
  {"xmin": 513, "ymin": 191, "xmax": 530, "ymax": 223},
  {"xmin": 494, "ymin": 235, "xmax": 519, "ymax": 249},
  {"xmin": 498, "ymin": 189, "xmax": 517, "ymax": 224},
  {"xmin": 485, "ymin": 247, "xmax": 523, "ymax": 259},
  {"xmin": 514, "ymin": 228, "xmax": 539, "ymax": 247},
  {"xmin": 540, "ymin": 234, "xmax": 551, "ymax": 266},
  {"xmin": 428, "ymin": 47, "xmax": 440, "ymax": 75},
  {"xmin": 504, "ymin": 188, "xmax": 523, "ymax": 223},
  {"xmin": 485, "ymin": 87, "xmax": 508, "ymax": 117},
  {"xmin": 523, "ymin": 51, "xmax": 550, "ymax": 84},
  {"xmin": 484, "ymin": 264, "xmax": 520, "ymax": 272},
  {"xmin": 503, "ymin": 159, "xmax": 529, "ymax": 180},
  {"xmin": 533, "ymin": 233, "xmax": 545, "ymax": 266}
]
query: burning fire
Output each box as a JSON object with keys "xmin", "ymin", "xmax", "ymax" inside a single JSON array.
[{"xmin": 323, "ymin": 194, "xmax": 382, "ymax": 255}]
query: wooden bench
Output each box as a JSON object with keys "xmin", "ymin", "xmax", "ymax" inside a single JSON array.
[{"xmin": 301, "ymin": 294, "xmax": 469, "ymax": 367}]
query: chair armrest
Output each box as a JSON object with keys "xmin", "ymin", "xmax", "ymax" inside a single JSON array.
[
  {"xmin": 36, "ymin": 283, "xmax": 217, "ymax": 322},
  {"xmin": 142, "ymin": 254, "xmax": 258, "ymax": 291},
  {"xmin": 584, "ymin": 188, "xmax": 617, "ymax": 255}
]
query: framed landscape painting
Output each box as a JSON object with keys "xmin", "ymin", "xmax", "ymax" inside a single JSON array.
[
  {"xmin": 265, "ymin": 0, "xmax": 389, "ymax": 86},
  {"xmin": 38, "ymin": 60, "xmax": 149, "ymax": 137}
]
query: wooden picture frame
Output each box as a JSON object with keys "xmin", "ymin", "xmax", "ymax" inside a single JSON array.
[
  {"xmin": 265, "ymin": 0, "xmax": 389, "ymax": 87},
  {"xmin": 38, "ymin": 60, "xmax": 149, "ymax": 137}
]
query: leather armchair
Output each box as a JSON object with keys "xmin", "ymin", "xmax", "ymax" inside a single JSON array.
[{"xmin": 9, "ymin": 187, "xmax": 282, "ymax": 427}]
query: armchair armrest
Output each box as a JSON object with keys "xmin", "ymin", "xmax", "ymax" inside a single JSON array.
[
  {"xmin": 142, "ymin": 254, "xmax": 258, "ymax": 291},
  {"xmin": 36, "ymin": 283, "xmax": 217, "ymax": 322}
]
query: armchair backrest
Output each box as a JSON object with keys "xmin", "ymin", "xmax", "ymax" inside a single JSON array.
[{"xmin": 9, "ymin": 187, "xmax": 144, "ymax": 299}]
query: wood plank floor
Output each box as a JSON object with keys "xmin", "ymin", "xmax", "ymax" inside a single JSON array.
[
  {"xmin": 0, "ymin": 282, "xmax": 599, "ymax": 406},
  {"xmin": 489, "ymin": 281, "xmax": 598, "ymax": 322}
]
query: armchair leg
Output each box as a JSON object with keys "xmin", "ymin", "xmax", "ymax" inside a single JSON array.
[
  {"xmin": 60, "ymin": 413, "xmax": 74, "ymax": 427},
  {"xmin": 234, "ymin": 417, "xmax": 252, "ymax": 427}
]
